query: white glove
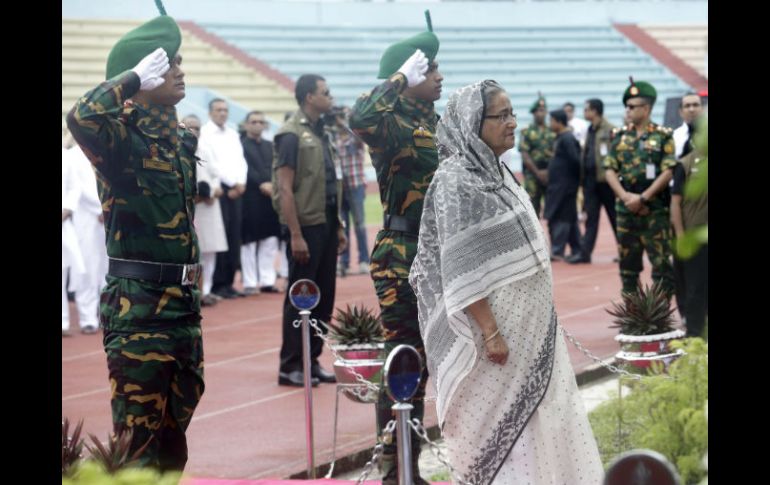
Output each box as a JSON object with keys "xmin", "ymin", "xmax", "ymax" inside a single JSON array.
[
  {"xmin": 397, "ymin": 49, "xmax": 429, "ymax": 87},
  {"xmin": 131, "ymin": 47, "xmax": 170, "ymax": 91}
]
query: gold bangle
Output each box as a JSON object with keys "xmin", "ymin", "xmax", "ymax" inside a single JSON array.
[{"xmin": 484, "ymin": 329, "xmax": 500, "ymax": 344}]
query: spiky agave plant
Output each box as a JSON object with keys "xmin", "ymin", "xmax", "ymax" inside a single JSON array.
[
  {"xmin": 327, "ymin": 304, "xmax": 384, "ymax": 345},
  {"xmin": 607, "ymin": 282, "xmax": 676, "ymax": 336},
  {"xmin": 84, "ymin": 428, "xmax": 152, "ymax": 474},
  {"xmin": 62, "ymin": 418, "xmax": 85, "ymax": 476}
]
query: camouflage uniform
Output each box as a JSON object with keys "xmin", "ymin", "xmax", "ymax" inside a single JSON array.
[
  {"xmin": 518, "ymin": 123, "xmax": 555, "ymax": 215},
  {"xmin": 350, "ymin": 73, "xmax": 438, "ymax": 458},
  {"xmin": 67, "ymin": 70, "xmax": 204, "ymax": 471},
  {"xmin": 603, "ymin": 122, "xmax": 677, "ymax": 296}
]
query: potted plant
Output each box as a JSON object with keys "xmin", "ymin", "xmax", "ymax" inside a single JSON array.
[
  {"xmin": 606, "ymin": 282, "xmax": 686, "ymax": 371},
  {"xmin": 327, "ymin": 304, "xmax": 386, "ymax": 403}
]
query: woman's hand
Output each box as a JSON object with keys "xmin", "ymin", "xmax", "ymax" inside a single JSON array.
[{"xmin": 485, "ymin": 333, "xmax": 509, "ymax": 365}]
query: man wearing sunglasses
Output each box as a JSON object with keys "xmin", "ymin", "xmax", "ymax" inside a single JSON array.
[{"xmin": 603, "ymin": 78, "xmax": 677, "ymax": 297}]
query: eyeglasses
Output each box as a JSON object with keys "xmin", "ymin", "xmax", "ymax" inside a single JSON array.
[
  {"xmin": 249, "ymin": 120, "xmax": 266, "ymax": 124},
  {"xmin": 484, "ymin": 112, "xmax": 517, "ymax": 123},
  {"xmin": 625, "ymin": 103, "xmax": 646, "ymax": 110},
  {"xmin": 682, "ymin": 103, "xmax": 702, "ymax": 109},
  {"xmin": 317, "ymin": 90, "xmax": 331, "ymax": 97}
]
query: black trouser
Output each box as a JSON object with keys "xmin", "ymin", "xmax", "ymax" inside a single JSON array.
[
  {"xmin": 581, "ymin": 178, "xmax": 618, "ymax": 259},
  {"xmin": 279, "ymin": 205, "xmax": 339, "ymax": 374},
  {"xmin": 212, "ymin": 184, "xmax": 243, "ymax": 292},
  {"xmin": 549, "ymin": 218, "xmax": 582, "ymax": 257},
  {"xmin": 674, "ymin": 244, "xmax": 708, "ymax": 337}
]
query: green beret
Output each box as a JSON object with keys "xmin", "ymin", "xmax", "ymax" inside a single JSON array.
[
  {"xmin": 623, "ymin": 79, "xmax": 657, "ymax": 105},
  {"xmin": 106, "ymin": 15, "xmax": 181, "ymax": 80},
  {"xmin": 377, "ymin": 31, "xmax": 440, "ymax": 79},
  {"xmin": 529, "ymin": 96, "xmax": 547, "ymax": 114}
]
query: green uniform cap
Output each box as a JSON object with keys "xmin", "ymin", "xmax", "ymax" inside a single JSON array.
[
  {"xmin": 377, "ymin": 12, "xmax": 439, "ymax": 80},
  {"xmin": 623, "ymin": 77, "xmax": 657, "ymax": 104},
  {"xmin": 105, "ymin": 15, "xmax": 181, "ymax": 80},
  {"xmin": 529, "ymin": 95, "xmax": 547, "ymax": 114},
  {"xmin": 378, "ymin": 31, "xmax": 440, "ymax": 79}
]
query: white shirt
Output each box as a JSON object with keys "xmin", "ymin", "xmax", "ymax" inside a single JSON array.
[
  {"xmin": 673, "ymin": 122, "xmax": 690, "ymax": 159},
  {"xmin": 568, "ymin": 117, "xmax": 589, "ymax": 147},
  {"xmin": 62, "ymin": 149, "xmax": 81, "ymax": 213},
  {"xmin": 199, "ymin": 120, "xmax": 248, "ymax": 187},
  {"xmin": 67, "ymin": 145, "xmax": 102, "ymax": 216}
]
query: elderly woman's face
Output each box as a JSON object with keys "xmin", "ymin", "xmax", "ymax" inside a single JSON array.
[{"xmin": 480, "ymin": 92, "xmax": 517, "ymax": 157}]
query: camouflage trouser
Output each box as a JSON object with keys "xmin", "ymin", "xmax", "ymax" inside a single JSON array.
[
  {"xmin": 373, "ymin": 278, "xmax": 428, "ymax": 458},
  {"xmin": 104, "ymin": 324, "xmax": 205, "ymax": 472},
  {"xmin": 524, "ymin": 171, "xmax": 547, "ymax": 217},
  {"xmin": 616, "ymin": 205, "xmax": 675, "ymax": 297}
]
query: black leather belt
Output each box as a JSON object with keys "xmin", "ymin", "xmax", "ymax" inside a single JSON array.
[
  {"xmin": 108, "ymin": 258, "xmax": 200, "ymax": 286},
  {"xmin": 383, "ymin": 214, "xmax": 420, "ymax": 235}
]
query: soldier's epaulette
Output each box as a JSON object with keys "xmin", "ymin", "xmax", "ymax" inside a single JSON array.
[{"xmin": 656, "ymin": 125, "xmax": 673, "ymax": 135}]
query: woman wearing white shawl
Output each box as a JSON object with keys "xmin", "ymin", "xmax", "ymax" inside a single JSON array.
[{"xmin": 409, "ymin": 81, "xmax": 603, "ymax": 484}]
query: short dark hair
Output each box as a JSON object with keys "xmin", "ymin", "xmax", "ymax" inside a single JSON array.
[
  {"xmin": 209, "ymin": 98, "xmax": 226, "ymax": 111},
  {"xmin": 245, "ymin": 110, "xmax": 265, "ymax": 121},
  {"xmin": 679, "ymin": 92, "xmax": 702, "ymax": 108},
  {"xmin": 563, "ymin": 102, "xmax": 575, "ymax": 110},
  {"xmin": 585, "ymin": 98, "xmax": 604, "ymax": 116},
  {"xmin": 295, "ymin": 74, "xmax": 325, "ymax": 106},
  {"xmin": 182, "ymin": 113, "xmax": 200, "ymax": 122},
  {"xmin": 550, "ymin": 109, "xmax": 568, "ymax": 126}
]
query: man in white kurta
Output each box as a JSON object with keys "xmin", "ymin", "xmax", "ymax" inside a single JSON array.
[
  {"xmin": 68, "ymin": 144, "xmax": 108, "ymax": 334},
  {"xmin": 62, "ymin": 148, "xmax": 84, "ymax": 336},
  {"xmin": 199, "ymin": 99, "xmax": 248, "ymax": 298}
]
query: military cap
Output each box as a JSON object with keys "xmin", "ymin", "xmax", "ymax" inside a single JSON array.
[
  {"xmin": 529, "ymin": 94, "xmax": 547, "ymax": 114},
  {"xmin": 623, "ymin": 77, "xmax": 657, "ymax": 105},
  {"xmin": 106, "ymin": 12, "xmax": 181, "ymax": 80},
  {"xmin": 377, "ymin": 10, "xmax": 440, "ymax": 79}
]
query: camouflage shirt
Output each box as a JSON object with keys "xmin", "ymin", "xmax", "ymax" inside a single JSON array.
[
  {"xmin": 603, "ymin": 122, "xmax": 677, "ymax": 211},
  {"xmin": 66, "ymin": 71, "xmax": 201, "ymax": 331},
  {"xmin": 518, "ymin": 122, "xmax": 555, "ymax": 171},
  {"xmin": 350, "ymin": 73, "xmax": 439, "ymax": 280}
]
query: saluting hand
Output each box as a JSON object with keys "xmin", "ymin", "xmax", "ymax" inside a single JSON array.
[
  {"xmin": 132, "ymin": 47, "xmax": 170, "ymax": 91},
  {"xmin": 397, "ymin": 49, "xmax": 429, "ymax": 87}
]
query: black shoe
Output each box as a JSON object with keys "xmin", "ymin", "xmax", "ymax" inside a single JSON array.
[
  {"xmin": 566, "ymin": 254, "xmax": 591, "ymax": 264},
  {"xmin": 311, "ymin": 363, "xmax": 337, "ymax": 383},
  {"xmin": 550, "ymin": 253, "xmax": 565, "ymax": 262},
  {"xmin": 278, "ymin": 371, "xmax": 319, "ymax": 387},
  {"xmin": 213, "ymin": 288, "xmax": 237, "ymax": 299},
  {"xmin": 227, "ymin": 286, "xmax": 246, "ymax": 298},
  {"xmin": 260, "ymin": 285, "xmax": 281, "ymax": 293}
]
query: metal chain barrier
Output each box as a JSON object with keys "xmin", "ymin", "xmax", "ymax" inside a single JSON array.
[
  {"xmin": 294, "ymin": 318, "xmax": 381, "ymax": 401},
  {"xmin": 355, "ymin": 419, "xmax": 396, "ymax": 484},
  {"xmin": 559, "ymin": 323, "xmax": 678, "ymax": 381},
  {"xmin": 408, "ymin": 418, "xmax": 472, "ymax": 485}
]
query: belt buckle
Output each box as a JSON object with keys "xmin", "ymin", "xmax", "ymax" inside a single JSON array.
[{"xmin": 181, "ymin": 264, "xmax": 199, "ymax": 286}]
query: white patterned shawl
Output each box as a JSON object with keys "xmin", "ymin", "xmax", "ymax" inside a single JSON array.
[{"xmin": 408, "ymin": 81, "xmax": 550, "ymax": 426}]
